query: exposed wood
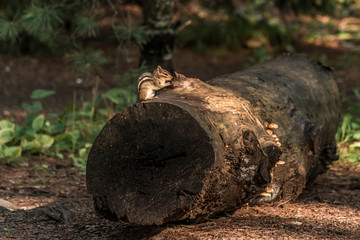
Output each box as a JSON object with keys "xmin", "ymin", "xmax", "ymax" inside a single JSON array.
[{"xmin": 86, "ymin": 54, "xmax": 341, "ymax": 225}]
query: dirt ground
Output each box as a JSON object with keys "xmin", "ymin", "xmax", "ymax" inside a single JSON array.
[
  {"xmin": 0, "ymin": 42, "xmax": 360, "ymax": 239},
  {"xmin": 0, "ymin": 155, "xmax": 359, "ymax": 239}
]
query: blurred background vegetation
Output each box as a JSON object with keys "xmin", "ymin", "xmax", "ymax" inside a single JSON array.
[{"xmin": 0, "ymin": 0, "xmax": 359, "ymax": 170}]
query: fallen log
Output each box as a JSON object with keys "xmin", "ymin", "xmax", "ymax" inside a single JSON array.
[{"xmin": 86, "ymin": 54, "xmax": 341, "ymax": 225}]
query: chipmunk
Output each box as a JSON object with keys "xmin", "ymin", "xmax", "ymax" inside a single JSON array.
[{"xmin": 137, "ymin": 66, "xmax": 173, "ymax": 101}]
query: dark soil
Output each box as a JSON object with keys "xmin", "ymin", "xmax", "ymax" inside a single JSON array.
[{"xmin": 1, "ymin": 40, "xmax": 360, "ymax": 239}]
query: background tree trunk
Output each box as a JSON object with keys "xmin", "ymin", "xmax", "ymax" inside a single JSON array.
[
  {"xmin": 140, "ymin": 0, "xmax": 175, "ymax": 71},
  {"xmin": 86, "ymin": 54, "xmax": 341, "ymax": 225}
]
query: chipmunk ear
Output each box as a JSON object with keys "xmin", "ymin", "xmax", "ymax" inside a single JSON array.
[{"xmin": 152, "ymin": 66, "xmax": 160, "ymax": 74}]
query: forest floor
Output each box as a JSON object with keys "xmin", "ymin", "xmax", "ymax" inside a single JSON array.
[{"xmin": 0, "ymin": 39, "xmax": 360, "ymax": 239}]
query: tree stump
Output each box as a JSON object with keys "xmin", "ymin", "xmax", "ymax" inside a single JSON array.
[{"xmin": 86, "ymin": 54, "xmax": 341, "ymax": 225}]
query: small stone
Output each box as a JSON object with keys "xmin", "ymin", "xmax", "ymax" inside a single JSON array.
[
  {"xmin": 76, "ymin": 78, "xmax": 83, "ymax": 84},
  {"xmin": 291, "ymin": 221, "xmax": 303, "ymax": 226},
  {"xmin": 0, "ymin": 199, "xmax": 17, "ymax": 211}
]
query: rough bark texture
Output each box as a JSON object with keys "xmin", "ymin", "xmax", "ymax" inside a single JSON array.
[
  {"xmin": 140, "ymin": 0, "xmax": 175, "ymax": 71},
  {"xmin": 86, "ymin": 54, "xmax": 341, "ymax": 225}
]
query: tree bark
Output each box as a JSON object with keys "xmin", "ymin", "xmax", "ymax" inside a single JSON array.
[
  {"xmin": 86, "ymin": 54, "xmax": 341, "ymax": 225},
  {"xmin": 140, "ymin": 0, "xmax": 175, "ymax": 71}
]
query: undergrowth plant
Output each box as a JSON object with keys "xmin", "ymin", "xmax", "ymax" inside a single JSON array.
[
  {"xmin": 0, "ymin": 83, "xmax": 137, "ymax": 171},
  {"xmin": 336, "ymin": 89, "xmax": 360, "ymax": 165}
]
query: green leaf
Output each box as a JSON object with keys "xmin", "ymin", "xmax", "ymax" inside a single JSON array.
[
  {"xmin": 73, "ymin": 13, "xmax": 99, "ymax": 37},
  {"xmin": 46, "ymin": 151, "xmax": 64, "ymax": 159},
  {"xmin": 22, "ymin": 101, "xmax": 42, "ymax": 112},
  {"xmin": 22, "ymin": 139, "xmax": 42, "ymax": 153},
  {"xmin": 0, "ymin": 120, "xmax": 15, "ymax": 129},
  {"xmin": 44, "ymin": 122, "xmax": 65, "ymax": 135},
  {"xmin": 340, "ymin": 114, "xmax": 352, "ymax": 142},
  {"xmin": 84, "ymin": 143, "xmax": 92, "ymax": 148},
  {"xmin": 13, "ymin": 126, "xmax": 26, "ymax": 143},
  {"xmin": 35, "ymin": 134, "xmax": 54, "ymax": 149},
  {"xmin": 0, "ymin": 144, "xmax": 5, "ymax": 158},
  {"xmin": 32, "ymin": 114, "xmax": 45, "ymax": 132},
  {"xmin": 0, "ymin": 128, "xmax": 15, "ymax": 144},
  {"xmin": 0, "ymin": 18, "xmax": 21, "ymax": 42},
  {"xmin": 79, "ymin": 147, "xmax": 88, "ymax": 158},
  {"xmin": 30, "ymin": 89, "xmax": 55, "ymax": 99},
  {"xmin": 25, "ymin": 113, "xmax": 38, "ymax": 129},
  {"xmin": 350, "ymin": 142, "xmax": 360, "ymax": 149},
  {"xmin": 345, "ymin": 153, "xmax": 360, "ymax": 164},
  {"xmin": 4, "ymin": 146, "xmax": 22, "ymax": 159},
  {"xmin": 25, "ymin": 129, "xmax": 37, "ymax": 138},
  {"xmin": 56, "ymin": 152, "xmax": 64, "ymax": 159},
  {"xmin": 353, "ymin": 132, "xmax": 360, "ymax": 141},
  {"xmin": 102, "ymin": 88, "xmax": 127, "ymax": 105},
  {"xmin": 22, "ymin": 3, "xmax": 63, "ymax": 34},
  {"xmin": 71, "ymin": 130, "xmax": 80, "ymax": 151},
  {"xmin": 98, "ymin": 108, "xmax": 110, "ymax": 116},
  {"xmin": 54, "ymin": 132, "xmax": 73, "ymax": 151},
  {"xmin": 354, "ymin": 89, "xmax": 360, "ymax": 101},
  {"xmin": 69, "ymin": 151, "xmax": 87, "ymax": 171}
]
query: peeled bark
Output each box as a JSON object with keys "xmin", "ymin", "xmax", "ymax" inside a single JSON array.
[{"xmin": 86, "ymin": 54, "xmax": 341, "ymax": 225}]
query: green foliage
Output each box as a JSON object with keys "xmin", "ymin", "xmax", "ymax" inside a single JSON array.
[
  {"xmin": 178, "ymin": 0, "xmax": 357, "ymax": 54},
  {"xmin": 31, "ymin": 89, "xmax": 56, "ymax": 99},
  {"xmin": 0, "ymin": 18, "xmax": 22, "ymax": 42},
  {"xmin": 0, "ymin": 85, "xmax": 137, "ymax": 170},
  {"xmin": 22, "ymin": 101, "xmax": 42, "ymax": 112},
  {"xmin": 34, "ymin": 161, "xmax": 49, "ymax": 186},
  {"xmin": 336, "ymin": 90, "xmax": 360, "ymax": 165},
  {"xmin": 73, "ymin": 13, "xmax": 99, "ymax": 38},
  {"xmin": 116, "ymin": 25, "xmax": 148, "ymax": 47},
  {"xmin": 246, "ymin": 46, "xmax": 271, "ymax": 65},
  {"xmin": 22, "ymin": 2, "xmax": 64, "ymax": 34},
  {"xmin": 177, "ymin": 2, "xmax": 294, "ymax": 53},
  {"xmin": 102, "ymin": 88, "xmax": 136, "ymax": 109},
  {"xmin": 65, "ymin": 48, "xmax": 109, "ymax": 74},
  {"xmin": 0, "ymin": 0, "xmax": 100, "ymax": 55}
]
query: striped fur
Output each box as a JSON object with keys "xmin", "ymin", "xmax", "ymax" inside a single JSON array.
[
  {"xmin": 137, "ymin": 72, "xmax": 153, "ymax": 94},
  {"xmin": 137, "ymin": 66, "xmax": 173, "ymax": 101}
]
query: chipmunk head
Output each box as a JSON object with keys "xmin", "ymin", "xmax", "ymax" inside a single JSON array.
[{"xmin": 153, "ymin": 66, "xmax": 173, "ymax": 87}]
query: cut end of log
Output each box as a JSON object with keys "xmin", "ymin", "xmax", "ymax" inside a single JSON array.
[{"xmin": 86, "ymin": 102, "xmax": 215, "ymax": 225}]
